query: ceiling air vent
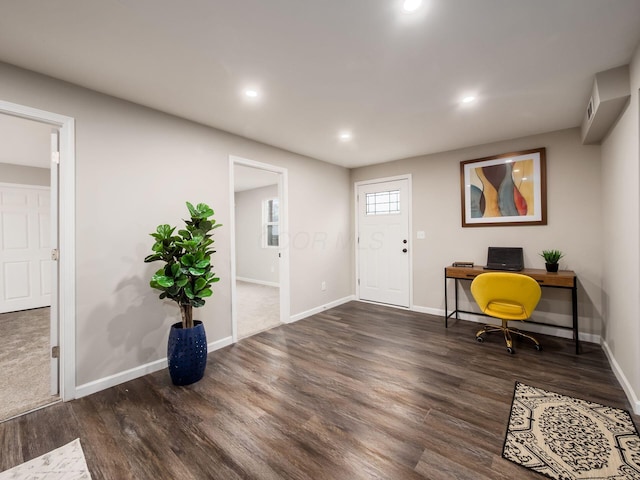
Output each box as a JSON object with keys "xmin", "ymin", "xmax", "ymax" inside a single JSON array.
[{"xmin": 581, "ymin": 65, "xmax": 630, "ymax": 145}]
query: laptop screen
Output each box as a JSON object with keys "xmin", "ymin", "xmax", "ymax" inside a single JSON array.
[{"xmin": 486, "ymin": 247, "xmax": 524, "ymax": 271}]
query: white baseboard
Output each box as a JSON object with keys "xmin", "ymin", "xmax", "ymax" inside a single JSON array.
[
  {"xmin": 289, "ymin": 295, "xmax": 356, "ymax": 323},
  {"xmin": 236, "ymin": 277, "xmax": 280, "ymax": 288},
  {"xmin": 601, "ymin": 340, "xmax": 640, "ymax": 415},
  {"xmin": 74, "ymin": 336, "xmax": 233, "ymax": 399},
  {"xmin": 411, "ymin": 306, "xmax": 600, "ymax": 344},
  {"xmin": 412, "ymin": 305, "xmax": 442, "ymax": 316}
]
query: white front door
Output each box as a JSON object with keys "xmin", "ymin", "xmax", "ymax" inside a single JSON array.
[
  {"xmin": 357, "ymin": 178, "xmax": 410, "ymax": 307},
  {"xmin": 0, "ymin": 184, "xmax": 52, "ymax": 313}
]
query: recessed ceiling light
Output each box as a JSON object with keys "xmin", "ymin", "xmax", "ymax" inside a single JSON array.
[
  {"xmin": 339, "ymin": 132, "xmax": 352, "ymax": 141},
  {"xmin": 461, "ymin": 95, "xmax": 476, "ymax": 104},
  {"xmin": 244, "ymin": 89, "xmax": 259, "ymax": 98},
  {"xmin": 403, "ymin": 0, "xmax": 422, "ymax": 12}
]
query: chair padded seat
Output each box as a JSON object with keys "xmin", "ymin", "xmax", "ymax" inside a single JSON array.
[{"xmin": 485, "ymin": 300, "xmax": 526, "ymax": 319}]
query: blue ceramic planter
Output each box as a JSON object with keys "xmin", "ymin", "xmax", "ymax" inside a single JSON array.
[{"xmin": 167, "ymin": 320, "xmax": 207, "ymax": 386}]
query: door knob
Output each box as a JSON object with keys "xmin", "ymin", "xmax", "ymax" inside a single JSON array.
[
  {"xmin": 403, "ymin": 239, "xmax": 408, "ymax": 244},
  {"xmin": 402, "ymin": 248, "xmax": 408, "ymax": 253}
]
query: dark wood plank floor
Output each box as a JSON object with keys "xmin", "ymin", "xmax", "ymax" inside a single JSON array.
[{"xmin": 1, "ymin": 301, "xmax": 637, "ymax": 479}]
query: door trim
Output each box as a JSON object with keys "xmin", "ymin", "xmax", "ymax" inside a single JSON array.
[
  {"xmin": 354, "ymin": 174, "xmax": 413, "ymax": 309},
  {"xmin": 0, "ymin": 100, "xmax": 76, "ymax": 401},
  {"xmin": 229, "ymin": 155, "xmax": 290, "ymax": 342}
]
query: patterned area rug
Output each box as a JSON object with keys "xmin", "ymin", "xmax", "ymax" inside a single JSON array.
[
  {"xmin": 503, "ymin": 382, "xmax": 640, "ymax": 479},
  {"xmin": 0, "ymin": 439, "xmax": 91, "ymax": 479}
]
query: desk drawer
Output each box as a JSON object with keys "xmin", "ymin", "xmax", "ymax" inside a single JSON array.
[
  {"xmin": 445, "ymin": 267, "xmax": 481, "ymax": 279},
  {"xmin": 526, "ymin": 273, "xmax": 575, "ymax": 288}
]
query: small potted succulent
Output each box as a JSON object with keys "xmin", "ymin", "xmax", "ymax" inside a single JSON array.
[
  {"xmin": 144, "ymin": 202, "xmax": 221, "ymax": 385},
  {"xmin": 540, "ymin": 249, "xmax": 564, "ymax": 273}
]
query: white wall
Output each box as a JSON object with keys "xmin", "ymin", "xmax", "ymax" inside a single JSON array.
[
  {"xmin": 601, "ymin": 43, "xmax": 640, "ymax": 413},
  {"xmin": 352, "ymin": 128, "xmax": 603, "ymax": 338},
  {"xmin": 0, "ymin": 61, "xmax": 352, "ymax": 389},
  {"xmin": 235, "ymin": 184, "xmax": 279, "ymax": 284}
]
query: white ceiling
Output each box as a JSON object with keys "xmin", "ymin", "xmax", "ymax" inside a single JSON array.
[{"xmin": 0, "ymin": 0, "xmax": 639, "ymax": 168}]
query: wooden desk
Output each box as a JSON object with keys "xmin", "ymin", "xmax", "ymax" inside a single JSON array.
[{"xmin": 444, "ymin": 266, "xmax": 579, "ymax": 353}]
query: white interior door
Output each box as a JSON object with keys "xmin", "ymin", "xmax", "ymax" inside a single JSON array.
[
  {"xmin": 357, "ymin": 178, "xmax": 410, "ymax": 307},
  {"xmin": 50, "ymin": 130, "xmax": 59, "ymax": 395},
  {"xmin": 0, "ymin": 184, "xmax": 52, "ymax": 313}
]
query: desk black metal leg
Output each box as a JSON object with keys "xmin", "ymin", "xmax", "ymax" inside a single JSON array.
[
  {"xmin": 444, "ymin": 270, "xmax": 448, "ymax": 328},
  {"xmin": 572, "ymin": 286, "xmax": 580, "ymax": 354},
  {"xmin": 454, "ymin": 279, "xmax": 459, "ymax": 320}
]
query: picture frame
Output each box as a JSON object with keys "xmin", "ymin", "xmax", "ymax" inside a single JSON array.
[{"xmin": 460, "ymin": 147, "xmax": 546, "ymax": 227}]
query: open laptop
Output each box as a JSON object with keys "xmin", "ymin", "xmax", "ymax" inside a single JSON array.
[{"xmin": 484, "ymin": 247, "xmax": 524, "ymax": 271}]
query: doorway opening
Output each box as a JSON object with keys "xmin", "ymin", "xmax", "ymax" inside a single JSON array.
[
  {"xmin": 0, "ymin": 115, "xmax": 58, "ymax": 421},
  {"xmin": 229, "ymin": 156, "xmax": 290, "ymax": 341},
  {"xmin": 0, "ymin": 100, "xmax": 76, "ymax": 420}
]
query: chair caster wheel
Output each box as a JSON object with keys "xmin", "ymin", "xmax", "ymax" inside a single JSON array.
[
  {"xmin": 476, "ymin": 336, "xmax": 484, "ymax": 343},
  {"xmin": 507, "ymin": 347, "xmax": 515, "ymax": 354},
  {"xmin": 535, "ymin": 344, "xmax": 542, "ymax": 351}
]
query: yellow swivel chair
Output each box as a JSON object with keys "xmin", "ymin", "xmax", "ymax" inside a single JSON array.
[{"xmin": 470, "ymin": 272, "xmax": 542, "ymax": 354}]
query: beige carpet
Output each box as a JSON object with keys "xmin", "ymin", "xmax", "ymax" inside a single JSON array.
[
  {"xmin": 0, "ymin": 307, "xmax": 57, "ymax": 422},
  {"xmin": 0, "ymin": 438, "xmax": 92, "ymax": 479},
  {"xmin": 236, "ymin": 280, "xmax": 280, "ymax": 338}
]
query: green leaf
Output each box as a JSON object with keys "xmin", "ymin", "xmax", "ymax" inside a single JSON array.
[
  {"xmin": 181, "ymin": 254, "xmax": 195, "ymax": 267},
  {"xmin": 195, "ymin": 259, "xmax": 210, "ymax": 268},
  {"xmin": 184, "ymin": 285, "xmax": 194, "ymax": 299},
  {"xmin": 156, "ymin": 224, "xmax": 175, "ymax": 238},
  {"xmin": 152, "ymin": 275, "xmax": 174, "ymax": 288},
  {"xmin": 191, "ymin": 298, "xmax": 205, "ymax": 308},
  {"xmin": 194, "ymin": 277, "xmax": 207, "ymax": 292},
  {"xmin": 189, "ymin": 267, "xmax": 205, "ymax": 276},
  {"xmin": 199, "ymin": 288, "xmax": 213, "ymax": 298},
  {"xmin": 199, "ymin": 220, "xmax": 212, "ymax": 231},
  {"xmin": 196, "ymin": 203, "xmax": 214, "ymax": 217},
  {"xmin": 167, "ymin": 285, "xmax": 180, "ymax": 295},
  {"xmin": 144, "ymin": 254, "xmax": 162, "ymax": 263},
  {"xmin": 176, "ymin": 276, "xmax": 189, "ymax": 287},
  {"xmin": 170, "ymin": 263, "xmax": 180, "ymax": 277}
]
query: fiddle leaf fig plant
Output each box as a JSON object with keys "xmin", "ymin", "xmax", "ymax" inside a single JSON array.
[{"xmin": 144, "ymin": 202, "xmax": 221, "ymax": 329}]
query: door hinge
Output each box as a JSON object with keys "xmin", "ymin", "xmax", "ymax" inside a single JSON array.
[
  {"xmin": 51, "ymin": 151, "xmax": 60, "ymax": 165},
  {"xmin": 52, "ymin": 346, "xmax": 60, "ymax": 358},
  {"xmin": 51, "ymin": 249, "xmax": 59, "ymax": 261}
]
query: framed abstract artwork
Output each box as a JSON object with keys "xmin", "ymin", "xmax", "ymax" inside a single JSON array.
[{"xmin": 460, "ymin": 148, "xmax": 547, "ymax": 227}]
